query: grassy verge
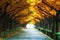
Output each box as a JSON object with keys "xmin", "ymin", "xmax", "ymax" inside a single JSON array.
[{"xmin": 0, "ymin": 27, "xmax": 22, "ymax": 38}]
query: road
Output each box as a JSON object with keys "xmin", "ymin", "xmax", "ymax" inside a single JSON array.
[{"xmin": 5, "ymin": 28, "xmax": 53, "ymax": 40}]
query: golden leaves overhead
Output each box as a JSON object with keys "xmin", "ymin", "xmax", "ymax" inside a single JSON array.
[{"xmin": 1, "ymin": 0, "xmax": 60, "ymax": 24}]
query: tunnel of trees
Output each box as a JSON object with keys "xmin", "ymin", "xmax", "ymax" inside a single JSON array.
[
  {"xmin": 0, "ymin": 0, "xmax": 60, "ymax": 40},
  {"xmin": 35, "ymin": 10, "xmax": 60, "ymax": 40}
]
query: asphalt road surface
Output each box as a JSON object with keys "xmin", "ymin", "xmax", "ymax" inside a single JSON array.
[{"xmin": 5, "ymin": 28, "xmax": 53, "ymax": 40}]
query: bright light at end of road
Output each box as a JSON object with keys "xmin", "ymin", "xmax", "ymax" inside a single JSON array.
[{"xmin": 26, "ymin": 24, "xmax": 35, "ymax": 29}]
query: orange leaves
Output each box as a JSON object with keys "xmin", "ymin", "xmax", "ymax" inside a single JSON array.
[
  {"xmin": 43, "ymin": 0, "xmax": 60, "ymax": 10},
  {"xmin": 38, "ymin": 3, "xmax": 51, "ymax": 12},
  {"xmin": 37, "ymin": 1, "xmax": 57, "ymax": 17},
  {"xmin": 45, "ymin": 0, "xmax": 56, "ymax": 4},
  {"xmin": 2, "ymin": 0, "xmax": 60, "ymax": 24},
  {"xmin": 49, "ymin": 10, "xmax": 56, "ymax": 16},
  {"xmin": 55, "ymin": 0, "xmax": 60, "ymax": 10}
]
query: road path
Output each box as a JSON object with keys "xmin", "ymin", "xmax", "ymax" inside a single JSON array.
[{"xmin": 6, "ymin": 28, "xmax": 53, "ymax": 40}]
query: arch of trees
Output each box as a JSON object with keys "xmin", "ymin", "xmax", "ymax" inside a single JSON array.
[{"xmin": 0, "ymin": 0, "xmax": 60, "ymax": 40}]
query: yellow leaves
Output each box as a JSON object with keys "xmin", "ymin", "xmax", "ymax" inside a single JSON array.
[
  {"xmin": 18, "ymin": 15, "xmax": 34, "ymax": 24},
  {"xmin": 28, "ymin": 20, "xmax": 36, "ymax": 24},
  {"xmin": 26, "ymin": 0, "xmax": 42, "ymax": 6},
  {"xmin": 5, "ymin": 0, "xmax": 60, "ymax": 24},
  {"xmin": 35, "ymin": 19, "xmax": 40, "ymax": 22},
  {"xmin": 36, "ymin": 0, "xmax": 42, "ymax": 3},
  {"xmin": 55, "ymin": 0, "xmax": 60, "ymax": 10},
  {"xmin": 26, "ymin": 0, "xmax": 36, "ymax": 5},
  {"xmin": 43, "ymin": 0, "xmax": 60, "ymax": 10},
  {"xmin": 49, "ymin": 10, "xmax": 56, "ymax": 16},
  {"xmin": 29, "ymin": 6, "xmax": 44, "ymax": 20},
  {"xmin": 29, "ymin": 6, "xmax": 35, "ymax": 12},
  {"xmin": 18, "ymin": 8, "xmax": 29, "ymax": 16},
  {"xmin": 45, "ymin": 0, "xmax": 56, "ymax": 4},
  {"xmin": 27, "ymin": 0, "xmax": 36, "ymax": 3},
  {"xmin": 26, "ymin": 16, "xmax": 34, "ymax": 21},
  {"xmin": 56, "ymin": 1, "xmax": 60, "ymax": 5},
  {"xmin": 38, "ymin": 3, "xmax": 51, "ymax": 12}
]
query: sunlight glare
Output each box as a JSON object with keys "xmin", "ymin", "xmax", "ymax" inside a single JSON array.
[{"xmin": 26, "ymin": 24, "xmax": 35, "ymax": 29}]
